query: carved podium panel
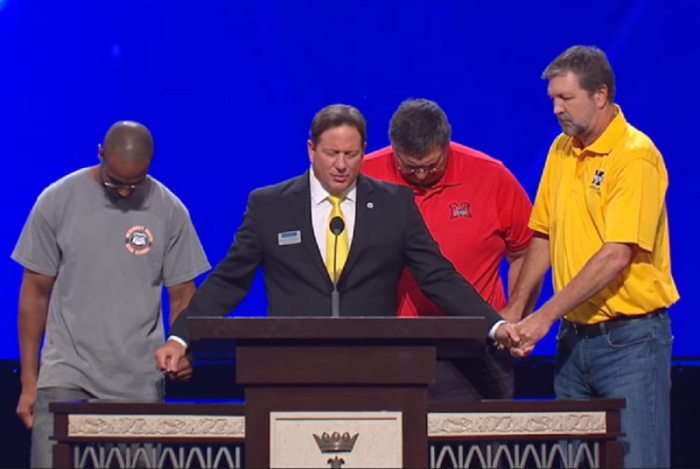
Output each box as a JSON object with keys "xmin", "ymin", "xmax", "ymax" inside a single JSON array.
[
  {"xmin": 187, "ymin": 316, "xmax": 486, "ymax": 468},
  {"xmin": 269, "ymin": 411, "xmax": 402, "ymax": 468}
]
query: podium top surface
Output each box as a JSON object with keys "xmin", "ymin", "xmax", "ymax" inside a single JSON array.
[{"xmin": 187, "ymin": 316, "xmax": 487, "ymax": 341}]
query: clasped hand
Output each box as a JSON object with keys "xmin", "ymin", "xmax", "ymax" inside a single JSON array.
[
  {"xmin": 494, "ymin": 307, "xmax": 555, "ymax": 357},
  {"xmin": 154, "ymin": 341, "xmax": 193, "ymax": 382}
]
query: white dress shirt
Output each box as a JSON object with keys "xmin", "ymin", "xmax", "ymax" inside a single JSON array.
[{"xmin": 309, "ymin": 168, "xmax": 357, "ymax": 261}]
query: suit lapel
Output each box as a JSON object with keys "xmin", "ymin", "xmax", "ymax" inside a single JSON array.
[
  {"xmin": 340, "ymin": 175, "xmax": 374, "ymax": 282},
  {"xmin": 290, "ymin": 171, "xmax": 332, "ymax": 286}
]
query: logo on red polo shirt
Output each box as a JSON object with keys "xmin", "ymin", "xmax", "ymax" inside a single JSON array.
[{"xmin": 449, "ymin": 201, "xmax": 472, "ymax": 219}]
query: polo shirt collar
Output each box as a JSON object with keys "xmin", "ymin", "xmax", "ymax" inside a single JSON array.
[
  {"xmin": 440, "ymin": 145, "xmax": 463, "ymax": 187},
  {"xmin": 576, "ymin": 104, "xmax": 627, "ymax": 156}
]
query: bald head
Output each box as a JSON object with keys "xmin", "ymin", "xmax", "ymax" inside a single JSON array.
[
  {"xmin": 102, "ymin": 121, "xmax": 154, "ymax": 163},
  {"xmin": 96, "ymin": 121, "xmax": 154, "ymax": 199}
]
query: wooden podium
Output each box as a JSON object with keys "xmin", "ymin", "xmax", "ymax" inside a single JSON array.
[{"xmin": 187, "ymin": 316, "xmax": 487, "ymax": 469}]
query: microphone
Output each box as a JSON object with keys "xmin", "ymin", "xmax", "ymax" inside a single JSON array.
[{"xmin": 329, "ymin": 216, "xmax": 345, "ymax": 318}]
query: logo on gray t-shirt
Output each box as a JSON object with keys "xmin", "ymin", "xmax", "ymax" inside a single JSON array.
[{"xmin": 125, "ymin": 225, "xmax": 154, "ymax": 256}]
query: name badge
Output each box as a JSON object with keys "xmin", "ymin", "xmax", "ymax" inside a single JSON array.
[{"xmin": 278, "ymin": 230, "xmax": 302, "ymax": 246}]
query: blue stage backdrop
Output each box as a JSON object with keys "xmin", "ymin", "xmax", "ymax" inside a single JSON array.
[{"xmin": 0, "ymin": 0, "xmax": 696, "ymax": 359}]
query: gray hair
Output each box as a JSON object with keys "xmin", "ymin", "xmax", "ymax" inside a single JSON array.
[{"xmin": 542, "ymin": 45, "xmax": 616, "ymax": 102}]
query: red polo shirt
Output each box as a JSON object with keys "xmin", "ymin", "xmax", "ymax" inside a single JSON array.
[{"xmin": 362, "ymin": 142, "xmax": 533, "ymax": 314}]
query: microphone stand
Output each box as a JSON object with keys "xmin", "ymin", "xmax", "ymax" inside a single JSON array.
[
  {"xmin": 331, "ymin": 232, "xmax": 340, "ymax": 318},
  {"xmin": 329, "ymin": 215, "xmax": 344, "ymax": 318}
]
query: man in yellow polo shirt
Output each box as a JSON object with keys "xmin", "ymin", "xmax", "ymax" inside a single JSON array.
[{"xmin": 502, "ymin": 45, "xmax": 679, "ymax": 468}]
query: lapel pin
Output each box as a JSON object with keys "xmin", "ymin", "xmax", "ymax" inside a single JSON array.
[{"xmin": 367, "ymin": 202, "xmax": 374, "ymax": 209}]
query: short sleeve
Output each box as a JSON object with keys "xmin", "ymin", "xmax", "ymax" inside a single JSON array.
[
  {"xmin": 496, "ymin": 165, "xmax": 533, "ymax": 253},
  {"xmin": 11, "ymin": 200, "xmax": 61, "ymax": 277},
  {"xmin": 528, "ymin": 143, "xmax": 557, "ymax": 235},
  {"xmin": 162, "ymin": 206, "xmax": 211, "ymax": 287},
  {"xmin": 604, "ymin": 155, "xmax": 664, "ymax": 252}
]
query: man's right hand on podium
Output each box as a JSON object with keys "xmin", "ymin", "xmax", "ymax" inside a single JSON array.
[{"xmin": 155, "ymin": 339, "xmax": 186, "ymax": 375}]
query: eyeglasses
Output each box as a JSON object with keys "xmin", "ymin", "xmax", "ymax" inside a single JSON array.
[
  {"xmin": 100, "ymin": 164, "xmax": 146, "ymax": 190},
  {"xmin": 396, "ymin": 157, "xmax": 446, "ymax": 175},
  {"xmin": 103, "ymin": 180, "xmax": 144, "ymax": 190},
  {"xmin": 397, "ymin": 164, "xmax": 445, "ymax": 175},
  {"xmin": 395, "ymin": 150, "xmax": 447, "ymax": 176}
]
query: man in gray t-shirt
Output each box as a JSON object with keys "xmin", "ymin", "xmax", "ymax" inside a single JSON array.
[{"xmin": 11, "ymin": 121, "xmax": 211, "ymax": 468}]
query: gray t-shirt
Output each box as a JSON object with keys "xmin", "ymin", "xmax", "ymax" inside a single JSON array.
[{"xmin": 11, "ymin": 168, "xmax": 211, "ymax": 400}]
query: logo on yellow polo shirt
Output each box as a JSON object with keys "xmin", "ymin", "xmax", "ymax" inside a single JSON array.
[{"xmin": 591, "ymin": 169, "xmax": 605, "ymax": 189}]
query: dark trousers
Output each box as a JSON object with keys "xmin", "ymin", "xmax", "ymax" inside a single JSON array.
[{"xmin": 429, "ymin": 346, "xmax": 514, "ymax": 401}]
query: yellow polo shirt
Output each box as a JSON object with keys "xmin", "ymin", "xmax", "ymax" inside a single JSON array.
[{"xmin": 529, "ymin": 105, "xmax": 679, "ymax": 324}]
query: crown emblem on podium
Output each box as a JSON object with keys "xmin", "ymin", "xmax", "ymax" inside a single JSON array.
[{"xmin": 313, "ymin": 431, "xmax": 359, "ymax": 453}]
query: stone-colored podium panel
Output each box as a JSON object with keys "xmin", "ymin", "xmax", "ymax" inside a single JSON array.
[{"xmin": 269, "ymin": 411, "xmax": 403, "ymax": 468}]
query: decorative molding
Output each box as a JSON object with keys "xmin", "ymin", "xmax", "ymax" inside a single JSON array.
[
  {"xmin": 66, "ymin": 411, "xmax": 607, "ymax": 439},
  {"xmin": 68, "ymin": 414, "xmax": 245, "ymax": 438},
  {"xmin": 74, "ymin": 444, "xmax": 242, "ymax": 469},
  {"xmin": 431, "ymin": 441, "xmax": 599, "ymax": 468},
  {"xmin": 428, "ymin": 411, "xmax": 606, "ymax": 437}
]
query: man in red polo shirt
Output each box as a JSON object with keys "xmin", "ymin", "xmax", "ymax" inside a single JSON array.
[{"xmin": 362, "ymin": 98, "xmax": 536, "ymax": 400}]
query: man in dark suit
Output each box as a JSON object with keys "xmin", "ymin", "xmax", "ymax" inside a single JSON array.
[{"xmin": 154, "ymin": 104, "xmax": 520, "ymax": 372}]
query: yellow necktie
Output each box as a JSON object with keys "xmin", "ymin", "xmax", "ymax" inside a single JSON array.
[{"xmin": 325, "ymin": 194, "xmax": 349, "ymax": 281}]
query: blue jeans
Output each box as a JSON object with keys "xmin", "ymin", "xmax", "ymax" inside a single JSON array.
[{"xmin": 554, "ymin": 310, "xmax": 673, "ymax": 468}]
